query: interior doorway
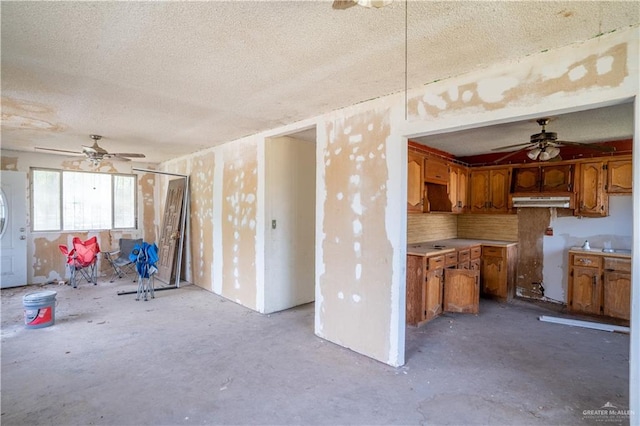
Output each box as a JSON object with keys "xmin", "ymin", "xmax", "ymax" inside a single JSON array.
[{"xmin": 263, "ymin": 127, "xmax": 317, "ymax": 314}]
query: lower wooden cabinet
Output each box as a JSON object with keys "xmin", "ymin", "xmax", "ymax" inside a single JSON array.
[
  {"xmin": 407, "ymin": 254, "xmax": 443, "ymax": 326},
  {"xmin": 480, "ymin": 244, "xmax": 518, "ymax": 302},
  {"xmin": 603, "ymin": 257, "xmax": 631, "ymax": 320},
  {"xmin": 443, "ymin": 269, "xmax": 479, "ymax": 314},
  {"xmin": 568, "ymin": 250, "xmax": 631, "ymax": 322}
]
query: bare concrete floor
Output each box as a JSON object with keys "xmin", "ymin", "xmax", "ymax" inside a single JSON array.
[{"xmin": 1, "ymin": 279, "xmax": 630, "ymax": 425}]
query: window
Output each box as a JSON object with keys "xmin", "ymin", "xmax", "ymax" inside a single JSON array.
[{"xmin": 32, "ymin": 169, "xmax": 137, "ymax": 231}]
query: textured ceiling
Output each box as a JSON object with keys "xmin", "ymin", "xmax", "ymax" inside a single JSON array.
[{"xmin": 1, "ymin": 1, "xmax": 638, "ymax": 163}]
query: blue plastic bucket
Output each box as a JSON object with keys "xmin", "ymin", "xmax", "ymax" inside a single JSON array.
[{"xmin": 23, "ymin": 290, "xmax": 57, "ymax": 329}]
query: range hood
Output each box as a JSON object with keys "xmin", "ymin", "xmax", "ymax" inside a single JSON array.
[{"xmin": 512, "ymin": 195, "xmax": 572, "ymax": 208}]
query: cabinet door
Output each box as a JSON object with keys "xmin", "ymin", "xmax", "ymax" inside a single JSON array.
[
  {"xmin": 407, "ymin": 152, "xmax": 424, "ymax": 213},
  {"xmin": 406, "ymin": 255, "xmax": 425, "ymax": 325},
  {"xmin": 570, "ymin": 266, "xmax": 601, "ymax": 314},
  {"xmin": 470, "ymin": 170, "xmax": 489, "ymax": 212},
  {"xmin": 458, "ymin": 168, "xmax": 468, "ymax": 212},
  {"xmin": 489, "ymin": 168, "xmax": 510, "ymax": 212},
  {"xmin": 470, "ymin": 258, "xmax": 481, "ymax": 271},
  {"xmin": 542, "ymin": 164, "xmax": 573, "ymax": 192},
  {"xmin": 425, "ymin": 268, "xmax": 443, "ymax": 321},
  {"xmin": 444, "ymin": 269, "xmax": 480, "ymax": 314},
  {"xmin": 577, "ymin": 161, "xmax": 607, "ymax": 216},
  {"xmin": 449, "ymin": 166, "xmax": 459, "ymax": 213},
  {"xmin": 424, "ymin": 156, "xmax": 449, "ymax": 184},
  {"xmin": 481, "ymin": 255, "xmax": 505, "ymax": 298},
  {"xmin": 607, "ymin": 159, "xmax": 632, "ymax": 194},
  {"xmin": 512, "ymin": 167, "xmax": 540, "ymax": 192},
  {"xmin": 603, "ymin": 271, "xmax": 631, "ymax": 320}
]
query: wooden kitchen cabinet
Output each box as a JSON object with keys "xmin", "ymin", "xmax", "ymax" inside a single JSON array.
[
  {"xmin": 481, "ymin": 244, "xmax": 518, "ymax": 302},
  {"xmin": 606, "ymin": 158, "xmax": 632, "ymax": 194},
  {"xmin": 603, "ymin": 257, "xmax": 631, "ymax": 320},
  {"xmin": 568, "ymin": 252, "xmax": 603, "ymax": 315},
  {"xmin": 449, "ymin": 164, "xmax": 469, "ymax": 213},
  {"xmin": 407, "ymin": 151, "xmax": 424, "ymax": 213},
  {"xmin": 470, "ymin": 168, "xmax": 511, "ymax": 213},
  {"xmin": 443, "ymin": 269, "xmax": 480, "ymax": 314},
  {"xmin": 424, "ymin": 156, "xmax": 449, "ymax": 184},
  {"xmin": 511, "ymin": 164, "xmax": 573, "ymax": 193},
  {"xmin": 406, "ymin": 254, "xmax": 443, "ymax": 326},
  {"xmin": 568, "ymin": 251, "xmax": 631, "ymax": 321},
  {"xmin": 576, "ymin": 160, "xmax": 607, "ymax": 217}
]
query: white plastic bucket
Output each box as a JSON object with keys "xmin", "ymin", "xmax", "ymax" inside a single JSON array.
[{"xmin": 23, "ymin": 290, "xmax": 57, "ymax": 329}]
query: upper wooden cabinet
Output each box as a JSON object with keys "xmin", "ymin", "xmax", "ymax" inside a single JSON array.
[
  {"xmin": 423, "ymin": 156, "xmax": 449, "ymax": 184},
  {"xmin": 511, "ymin": 164, "xmax": 573, "ymax": 193},
  {"xmin": 449, "ymin": 164, "xmax": 468, "ymax": 213},
  {"xmin": 606, "ymin": 158, "xmax": 632, "ymax": 194},
  {"xmin": 470, "ymin": 168, "xmax": 511, "ymax": 213},
  {"xmin": 576, "ymin": 160, "xmax": 607, "ymax": 217},
  {"xmin": 407, "ymin": 151, "xmax": 424, "ymax": 213}
]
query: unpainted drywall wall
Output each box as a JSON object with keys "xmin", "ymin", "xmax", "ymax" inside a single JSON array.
[
  {"xmin": 317, "ymin": 108, "xmax": 394, "ymax": 363},
  {"xmin": 221, "ymin": 142, "xmax": 258, "ymax": 309},
  {"xmin": 189, "ymin": 152, "xmax": 215, "ymax": 291}
]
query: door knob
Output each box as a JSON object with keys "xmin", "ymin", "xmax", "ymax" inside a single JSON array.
[{"xmin": 20, "ymin": 236, "xmax": 26, "ymax": 240}]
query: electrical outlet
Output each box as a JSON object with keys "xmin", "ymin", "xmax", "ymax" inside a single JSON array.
[{"xmin": 272, "ymin": 219, "xmax": 277, "ymax": 229}]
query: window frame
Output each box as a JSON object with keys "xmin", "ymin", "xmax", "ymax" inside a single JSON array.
[{"xmin": 30, "ymin": 168, "xmax": 138, "ymax": 232}]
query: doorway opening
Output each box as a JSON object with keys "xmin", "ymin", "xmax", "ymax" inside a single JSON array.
[{"xmin": 263, "ymin": 127, "xmax": 317, "ymax": 315}]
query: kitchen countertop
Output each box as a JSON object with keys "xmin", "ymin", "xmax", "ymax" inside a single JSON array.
[
  {"xmin": 407, "ymin": 238, "xmax": 517, "ymax": 257},
  {"xmin": 569, "ymin": 247, "xmax": 632, "ymax": 259}
]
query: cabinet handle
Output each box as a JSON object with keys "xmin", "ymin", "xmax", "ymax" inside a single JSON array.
[{"xmin": 592, "ymin": 275, "xmax": 597, "ymax": 286}]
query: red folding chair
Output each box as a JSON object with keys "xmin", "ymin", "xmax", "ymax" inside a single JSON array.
[{"xmin": 59, "ymin": 236, "xmax": 101, "ymax": 288}]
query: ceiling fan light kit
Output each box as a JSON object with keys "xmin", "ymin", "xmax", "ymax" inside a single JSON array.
[{"xmin": 492, "ymin": 117, "xmax": 614, "ymax": 163}]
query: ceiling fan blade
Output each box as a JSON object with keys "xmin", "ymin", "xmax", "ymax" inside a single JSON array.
[
  {"xmin": 555, "ymin": 140, "xmax": 616, "ymax": 152},
  {"xmin": 34, "ymin": 147, "xmax": 84, "ymax": 155},
  {"xmin": 491, "ymin": 142, "xmax": 536, "ymax": 151},
  {"xmin": 110, "ymin": 155, "xmax": 132, "ymax": 162},
  {"xmin": 111, "ymin": 153, "xmax": 146, "ymax": 158}
]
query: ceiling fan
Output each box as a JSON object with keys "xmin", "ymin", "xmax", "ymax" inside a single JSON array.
[
  {"xmin": 492, "ymin": 118, "xmax": 615, "ymax": 163},
  {"xmin": 35, "ymin": 135, "xmax": 146, "ymax": 166}
]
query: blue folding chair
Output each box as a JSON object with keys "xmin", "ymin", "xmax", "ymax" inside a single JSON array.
[{"xmin": 129, "ymin": 242, "xmax": 159, "ymax": 301}]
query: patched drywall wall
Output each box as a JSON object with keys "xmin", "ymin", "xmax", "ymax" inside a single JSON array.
[
  {"xmin": 408, "ymin": 41, "xmax": 629, "ymax": 121},
  {"xmin": 407, "ymin": 214, "xmax": 457, "ymax": 243},
  {"xmin": 317, "ymin": 108, "xmax": 394, "ymax": 363},
  {"xmin": 221, "ymin": 142, "xmax": 258, "ymax": 309},
  {"xmin": 0, "ymin": 149, "xmax": 154, "ymax": 284},
  {"xmin": 188, "ymin": 152, "xmax": 215, "ymax": 291}
]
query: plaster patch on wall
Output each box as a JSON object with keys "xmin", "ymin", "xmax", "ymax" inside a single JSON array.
[
  {"xmin": 33, "ymin": 235, "xmax": 69, "ymax": 281},
  {"xmin": 409, "ymin": 42, "xmax": 629, "ymax": 119},
  {"xmin": 1, "ymin": 156, "xmax": 18, "ymax": 170},
  {"xmin": 221, "ymin": 142, "xmax": 258, "ymax": 310},
  {"xmin": 319, "ymin": 108, "xmax": 393, "ymax": 362},
  {"xmin": 189, "ymin": 151, "xmax": 214, "ymax": 291}
]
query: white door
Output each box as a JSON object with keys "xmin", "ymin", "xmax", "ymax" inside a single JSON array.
[{"xmin": 1, "ymin": 171, "xmax": 28, "ymax": 288}]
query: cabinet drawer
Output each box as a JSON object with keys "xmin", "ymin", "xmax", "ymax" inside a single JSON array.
[
  {"xmin": 604, "ymin": 257, "xmax": 631, "ymax": 273},
  {"xmin": 482, "ymin": 246, "xmax": 505, "ymax": 258},
  {"xmin": 458, "ymin": 249, "xmax": 470, "ymax": 263},
  {"xmin": 470, "ymin": 246, "xmax": 482, "ymax": 259},
  {"xmin": 428, "ymin": 255, "xmax": 445, "ymax": 270},
  {"xmin": 445, "ymin": 252, "xmax": 458, "ymax": 267},
  {"xmin": 572, "ymin": 254, "xmax": 601, "ymax": 268}
]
